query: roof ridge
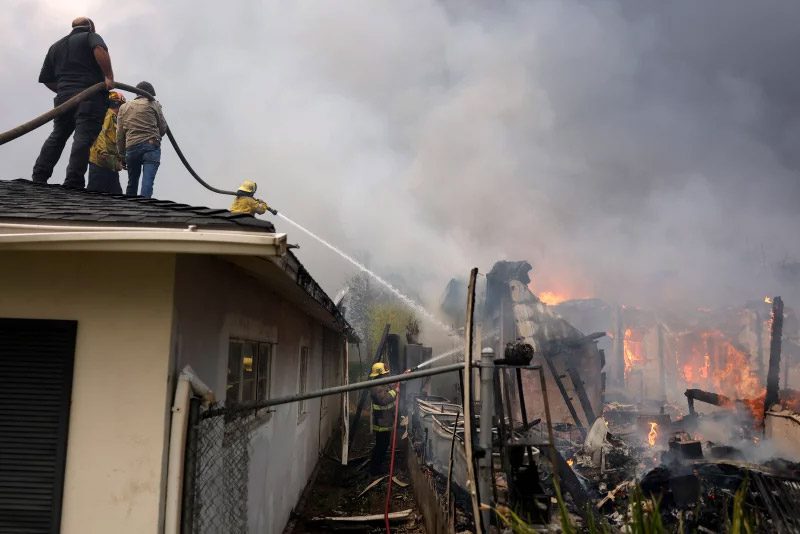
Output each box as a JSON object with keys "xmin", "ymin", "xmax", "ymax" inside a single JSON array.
[{"xmin": 18, "ymin": 178, "xmax": 217, "ymax": 211}]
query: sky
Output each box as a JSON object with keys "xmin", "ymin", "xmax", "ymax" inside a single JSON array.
[{"xmin": 2, "ymin": 0, "xmax": 799, "ymax": 318}]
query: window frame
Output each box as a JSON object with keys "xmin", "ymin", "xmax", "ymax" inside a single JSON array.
[{"xmin": 227, "ymin": 338, "xmax": 273, "ymax": 406}]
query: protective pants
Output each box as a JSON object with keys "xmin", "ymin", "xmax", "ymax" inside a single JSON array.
[
  {"xmin": 32, "ymin": 93, "xmax": 107, "ymax": 189},
  {"xmin": 87, "ymin": 163, "xmax": 122, "ymax": 194},
  {"xmin": 370, "ymin": 431, "xmax": 391, "ymax": 475}
]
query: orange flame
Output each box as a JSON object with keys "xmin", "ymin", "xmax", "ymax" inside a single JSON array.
[
  {"xmin": 538, "ymin": 291, "xmax": 568, "ymax": 306},
  {"xmin": 648, "ymin": 422, "xmax": 658, "ymax": 447},
  {"xmin": 623, "ymin": 328, "xmax": 645, "ymax": 379},
  {"xmin": 678, "ymin": 330, "xmax": 765, "ymax": 418}
]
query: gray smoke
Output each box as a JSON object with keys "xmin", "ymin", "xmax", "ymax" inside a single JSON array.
[{"xmin": 2, "ymin": 1, "xmax": 799, "ymax": 311}]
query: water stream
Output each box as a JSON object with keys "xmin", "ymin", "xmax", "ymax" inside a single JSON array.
[{"xmin": 277, "ymin": 212, "xmax": 454, "ymax": 334}]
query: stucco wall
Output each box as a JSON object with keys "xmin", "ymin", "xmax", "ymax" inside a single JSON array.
[
  {"xmin": 0, "ymin": 251, "xmax": 175, "ymax": 534},
  {"xmin": 172, "ymin": 255, "xmax": 344, "ymax": 534}
]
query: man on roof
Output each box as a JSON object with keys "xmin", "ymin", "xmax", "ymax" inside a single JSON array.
[
  {"xmin": 32, "ymin": 17, "xmax": 115, "ymax": 189},
  {"xmin": 117, "ymin": 81, "xmax": 167, "ymax": 198},
  {"xmin": 229, "ymin": 180, "xmax": 277, "ymax": 216},
  {"xmin": 87, "ymin": 91, "xmax": 125, "ymax": 194}
]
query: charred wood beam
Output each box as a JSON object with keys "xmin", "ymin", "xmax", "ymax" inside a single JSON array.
[
  {"xmin": 564, "ymin": 362, "xmax": 597, "ymax": 424},
  {"xmin": 684, "ymin": 388, "xmax": 733, "ymax": 415},
  {"xmin": 764, "ymin": 296, "xmax": 784, "ymax": 416},
  {"xmin": 542, "ymin": 353, "xmax": 586, "ymax": 434},
  {"xmin": 534, "ymin": 443, "xmax": 592, "ymax": 513}
]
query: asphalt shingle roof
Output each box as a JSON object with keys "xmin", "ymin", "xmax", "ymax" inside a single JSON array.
[{"xmin": 0, "ymin": 179, "xmax": 275, "ymax": 232}]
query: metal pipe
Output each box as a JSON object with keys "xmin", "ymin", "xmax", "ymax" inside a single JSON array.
[
  {"xmin": 207, "ymin": 362, "xmax": 465, "ymax": 417},
  {"xmin": 478, "ymin": 347, "xmax": 495, "ymax": 528}
]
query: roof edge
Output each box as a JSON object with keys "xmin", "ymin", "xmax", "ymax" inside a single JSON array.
[{"xmin": 0, "ymin": 225, "xmax": 287, "ymax": 257}]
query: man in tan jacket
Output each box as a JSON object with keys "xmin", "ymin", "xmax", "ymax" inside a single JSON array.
[{"xmin": 117, "ymin": 81, "xmax": 166, "ymax": 197}]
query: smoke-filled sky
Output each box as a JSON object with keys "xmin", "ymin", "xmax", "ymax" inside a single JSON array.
[{"xmin": 2, "ymin": 0, "xmax": 799, "ymax": 313}]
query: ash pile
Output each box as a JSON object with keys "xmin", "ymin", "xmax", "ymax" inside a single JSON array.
[{"xmin": 411, "ymin": 260, "xmax": 800, "ymax": 533}]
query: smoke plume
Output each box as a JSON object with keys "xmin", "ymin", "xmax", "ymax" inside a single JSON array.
[{"xmin": 2, "ymin": 1, "xmax": 799, "ymax": 313}]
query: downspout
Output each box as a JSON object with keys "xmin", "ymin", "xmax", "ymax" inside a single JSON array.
[{"xmin": 164, "ymin": 366, "xmax": 215, "ymax": 534}]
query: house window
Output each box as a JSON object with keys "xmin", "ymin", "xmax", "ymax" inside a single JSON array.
[
  {"xmin": 0, "ymin": 318, "xmax": 77, "ymax": 532},
  {"xmin": 298, "ymin": 346, "xmax": 310, "ymax": 418},
  {"xmin": 227, "ymin": 339, "xmax": 272, "ymax": 404}
]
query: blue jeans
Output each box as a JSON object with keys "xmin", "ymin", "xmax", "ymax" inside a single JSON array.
[{"xmin": 125, "ymin": 142, "xmax": 161, "ymax": 197}]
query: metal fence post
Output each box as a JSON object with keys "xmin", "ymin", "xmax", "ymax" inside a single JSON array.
[
  {"xmin": 181, "ymin": 397, "xmax": 200, "ymax": 534},
  {"xmin": 479, "ymin": 347, "xmax": 495, "ymax": 528}
]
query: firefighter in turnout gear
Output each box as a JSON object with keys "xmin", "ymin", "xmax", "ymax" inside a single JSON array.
[
  {"xmin": 369, "ymin": 362, "xmax": 397, "ymax": 475},
  {"xmin": 229, "ymin": 180, "xmax": 277, "ymax": 216}
]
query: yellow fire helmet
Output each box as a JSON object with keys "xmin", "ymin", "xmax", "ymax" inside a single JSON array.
[
  {"xmin": 369, "ymin": 362, "xmax": 390, "ymax": 378},
  {"xmin": 108, "ymin": 91, "xmax": 126, "ymax": 105},
  {"xmin": 237, "ymin": 180, "xmax": 257, "ymax": 195}
]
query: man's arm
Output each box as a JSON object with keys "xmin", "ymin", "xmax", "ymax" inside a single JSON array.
[
  {"xmin": 93, "ymin": 46, "xmax": 114, "ymax": 90},
  {"xmin": 116, "ymin": 107, "xmax": 127, "ymax": 155},
  {"xmin": 38, "ymin": 49, "xmax": 57, "ymax": 93},
  {"xmin": 154, "ymin": 102, "xmax": 167, "ymax": 137},
  {"xmin": 373, "ymin": 386, "xmax": 396, "ymax": 406}
]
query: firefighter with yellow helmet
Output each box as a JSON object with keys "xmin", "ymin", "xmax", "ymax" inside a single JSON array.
[
  {"xmin": 368, "ymin": 362, "xmax": 397, "ymax": 475},
  {"xmin": 87, "ymin": 90, "xmax": 126, "ymax": 193},
  {"xmin": 229, "ymin": 180, "xmax": 277, "ymax": 216}
]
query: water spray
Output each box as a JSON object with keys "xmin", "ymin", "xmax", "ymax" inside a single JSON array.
[
  {"xmin": 276, "ymin": 212, "xmax": 454, "ymax": 334},
  {"xmin": 414, "ymin": 345, "xmax": 464, "ymax": 370},
  {"xmin": 412, "ymin": 329, "xmax": 500, "ymax": 370}
]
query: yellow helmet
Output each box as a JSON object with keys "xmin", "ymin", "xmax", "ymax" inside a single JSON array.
[
  {"xmin": 369, "ymin": 362, "xmax": 390, "ymax": 378},
  {"xmin": 237, "ymin": 180, "xmax": 257, "ymax": 195},
  {"xmin": 108, "ymin": 91, "xmax": 126, "ymax": 106}
]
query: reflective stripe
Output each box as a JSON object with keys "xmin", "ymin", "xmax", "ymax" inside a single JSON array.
[
  {"xmin": 389, "ymin": 390, "xmax": 397, "ymax": 398},
  {"xmin": 372, "ymin": 425, "xmax": 391, "ymax": 432},
  {"xmin": 372, "ymin": 402, "xmax": 396, "ymax": 411}
]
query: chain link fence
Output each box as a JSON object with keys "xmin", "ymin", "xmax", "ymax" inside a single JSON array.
[{"xmin": 186, "ymin": 403, "xmax": 257, "ymax": 534}]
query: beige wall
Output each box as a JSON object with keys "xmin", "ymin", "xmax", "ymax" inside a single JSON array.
[
  {"xmin": 0, "ymin": 251, "xmax": 175, "ymax": 534},
  {"xmin": 172, "ymin": 255, "xmax": 344, "ymax": 534}
]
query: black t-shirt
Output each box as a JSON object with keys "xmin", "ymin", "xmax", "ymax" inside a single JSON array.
[{"xmin": 38, "ymin": 27, "xmax": 108, "ymax": 96}]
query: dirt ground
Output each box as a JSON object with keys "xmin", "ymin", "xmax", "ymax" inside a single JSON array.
[{"xmin": 286, "ymin": 420, "xmax": 426, "ymax": 533}]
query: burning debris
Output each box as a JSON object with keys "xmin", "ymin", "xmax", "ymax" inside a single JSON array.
[{"xmin": 420, "ymin": 262, "xmax": 800, "ymax": 532}]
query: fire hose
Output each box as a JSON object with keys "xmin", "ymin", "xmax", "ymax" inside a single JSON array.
[
  {"xmin": 0, "ymin": 81, "xmax": 238, "ymax": 196},
  {"xmin": 384, "ymin": 381, "xmax": 401, "ymax": 534}
]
